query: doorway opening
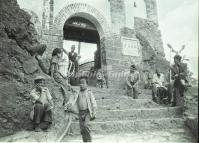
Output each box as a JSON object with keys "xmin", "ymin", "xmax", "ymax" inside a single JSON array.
[{"xmin": 63, "ymin": 16, "xmax": 102, "ymax": 85}]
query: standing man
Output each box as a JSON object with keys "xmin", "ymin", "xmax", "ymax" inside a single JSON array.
[
  {"xmin": 65, "ymin": 78, "xmax": 97, "ymax": 142},
  {"xmin": 152, "ymin": 69, "xmax": 167, "ymax": 103},
  {"xmin": 126, "ymin": 64, "xmax": 140, "ymax": 99},
  {"xmin": 68, "ymin": 45, "xmax": 81, "ymax": 85},
  {"xmin": 170, "ymin": 54, "xmax": 188, "ymax": 107}
]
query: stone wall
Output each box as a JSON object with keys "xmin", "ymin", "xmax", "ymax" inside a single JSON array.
[
  {"xmin": 144, "ymin": 0, "xmax": 158, "ymax": 23},
  {"xmin": 134, "ymin": 17, "xmax": 164, "ymax": 57},
  {"xmin": 109, "ymin": 0, "xmax": 126, "ymax": 33},
  {"xmin": 0, "ymin": 0, "xmax": 68, "ymax": 139},
  {"xmin": 184, "ymin": 86, "xmax": 198, "ymax": 141}
]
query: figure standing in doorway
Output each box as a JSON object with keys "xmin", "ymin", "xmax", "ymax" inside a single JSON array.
[{"xmin": 68, "ymin": 45, "xmax": 81, "ymax": 85}]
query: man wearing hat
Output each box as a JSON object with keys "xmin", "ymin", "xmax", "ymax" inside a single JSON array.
[
  {"xmin": 126, "ymin": 64, "xmax": 140, "ymax": 99},
  {"xmin": 170, "ymin": 54, "xmax": 188, "ymax": 107},
  {"xmin": 30, "ymin": 76, "xmax": 54, "ymax": 132}
]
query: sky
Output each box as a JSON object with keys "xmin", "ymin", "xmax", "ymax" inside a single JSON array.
[
  {"xmin": 157, "ymin": 0, "xmax": 198, "ymax": 78},
  {"xmin": 17, "ymin": 0, "xmax": 198, "ymax": 78}
]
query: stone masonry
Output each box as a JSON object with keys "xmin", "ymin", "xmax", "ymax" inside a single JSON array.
[{"xmin": 24, "ymin": 0, "xmax": 165, "ymax": 88}]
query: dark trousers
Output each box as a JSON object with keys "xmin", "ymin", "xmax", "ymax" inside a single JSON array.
[
  {"xmin": 79, "ymin": 110, "xmax": 91, "ymax": 142},
  {"xmin": 152, "ymin": 86, "xmax": 167, "ymax": 104},
  {"xmin": 33, "ymin": 103, "xmax": 52, "ymax": 129},
  {"xmin": 171, "ymin": 79, "xmax": 187, "ymax": 106},
  {"xmin": 127, "ymin": 87, "xmax": 138, "ymax": 99}
]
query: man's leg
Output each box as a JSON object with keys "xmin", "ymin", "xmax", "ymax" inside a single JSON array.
[
  {"xmin": 152, "ymin": 85, "xmax": 158, "ymax": 102},
  {"xmin": 41, "ymin": 104, "xmax": 52, "ymax": 130},
  {"xmin": 79, "ymin": 110, "xmax": 91, "ymax": 142},
  {"xmin": 133, "ymin": 88, "xmax": 138, "ymax": 99},
  {"xmin": 33, "ymin": 103, "xmax": 44, "ymax": 131},
  {"xmin": 171, "ymin": 88, "xmax": 177, "ymax": 107}
]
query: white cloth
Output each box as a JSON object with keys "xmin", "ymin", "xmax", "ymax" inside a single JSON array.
[
  {"xmin": 58, "ymin": 53, "xmax": 69, "ymax": 77},
  {"xmin": 152, "ymin": 73, "xmax": 165, "ymax": 87}
]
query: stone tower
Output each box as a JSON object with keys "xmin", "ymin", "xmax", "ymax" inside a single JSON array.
[
  {"xmin": 144, "ymin": 0, "xmax": 158, "ymax": 23},
  {"xmin": 42, "ymin": 0, "xmax": 54, "ymax": 30}
]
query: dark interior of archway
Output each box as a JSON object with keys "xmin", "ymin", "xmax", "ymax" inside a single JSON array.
[
  {"xmin": 63, "ymin": 16, "xmax": 100, "ymax": 44},
  {"xmin": 63, "ymin": 16, "xmax": 101, "ymax": 71}
]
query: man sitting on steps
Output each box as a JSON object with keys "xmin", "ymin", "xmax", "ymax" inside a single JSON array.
[
  {"xmin": 152, "ymin": 68, "xmax": 167, "ymax": 104},
  {"xmin": 30, "ymin": 76, "xmax": 54, "ymax": 132},
  {"xmin": 126, "ymin": 64, "xmax": 140, "ymax": 99}
]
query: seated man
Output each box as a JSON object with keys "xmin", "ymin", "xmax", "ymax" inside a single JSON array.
[
  {"xmin": 96, "ymin": 69, "xmax": 105, "ymax": 88},
  {"xmin": 152, "ymin": 69, "xmax": 167, "ymax": 104},
  {"xmin": 30, "ymin": 76, "xmax": 54, "ymax": 132},
  {"xmin": 126, "ymin": 64, "xmax": 140, "ymax": 99}
]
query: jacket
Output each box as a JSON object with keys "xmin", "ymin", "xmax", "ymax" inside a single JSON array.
[
  {"xmin": 30, "ymin": 87, "xmax": 53, "ymax": 120},
  {"xmin": 65, "ymin": 89, "xmax": 97, "ymax": 118}
]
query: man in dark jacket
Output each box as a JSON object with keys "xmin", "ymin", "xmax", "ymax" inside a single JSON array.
[{"xmin": 170, "ymin": 54, "xmax": 188, "ymax": 107}]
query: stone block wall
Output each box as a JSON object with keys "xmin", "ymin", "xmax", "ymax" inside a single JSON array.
[
  {"xmin": 184, "ymin": 86, "xmax": 198, "ymax": 141},
  {"xmin": 144, "ymin": 0, "xmax": 158, "ymax": 23},
  {"xmin": 134, "ymin": 17, "xmax": 164, "ymax": 57},
  {"xmin": 109, "ymin": 0, "xmax": 126, "ymax": 33}
]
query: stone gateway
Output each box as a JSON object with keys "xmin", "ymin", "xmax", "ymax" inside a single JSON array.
[{"xmin": 22, "ymin": 0, "xmax": 167, "ymax": 88}]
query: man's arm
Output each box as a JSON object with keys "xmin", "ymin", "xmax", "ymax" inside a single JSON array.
[
  {"xmin": 133, "ymin": 72, "xmax": 140, "ymax": 87},
  {"xmin": 179, "ymin": 63, "xmax": 188, "ymax": 79},
  {"xmin": 50, "ymin": 64, "xmax": 55, "ymax": 79},
  {"xmin": 152, "ymin": 74, "xmax": 158, "ymax": 85},
  {"xmin": 62, "ymin": 48, "xmax": 69, "ymax": 55},
  {"xmin": 45, "ymin": 88, "xmax": 54, "ymax": 108},
  {"xmin": 126, "ymin": 75, "xmax": 132, "ymax": 88},
  {"xmin": 90, "ymin": 91, "xmax": 97, "ymax": 115},
  {"xmin": 30, "ymin": 89, "xmax": 42, "ymax": 104},
  {"xmin": 171, "ymin": 66, "xmax": 177, "ymax": 80}
]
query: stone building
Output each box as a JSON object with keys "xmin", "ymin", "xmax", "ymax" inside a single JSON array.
[{"xmin": 19, "ymin": 0, "xmax": 167, "ymax": 88}]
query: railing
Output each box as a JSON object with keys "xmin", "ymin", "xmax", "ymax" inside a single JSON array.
[{"xmin": 56, "ymin": 112, "xmax": 73, "ymax": 142}]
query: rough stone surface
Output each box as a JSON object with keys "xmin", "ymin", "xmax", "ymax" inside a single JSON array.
[
  {"xmin": 184, "ymin": 86, "xmax": 198, "ymax": 141},
  {"xmin": 63, "ymin": 87, "xmax": 195, "ymax": 142},
  {"xmin": 0, "ymin": 0, "xmax": 68, "ymax": 139},
  {"xmin": 63, "ymin": 129, "xmax": 197, "ymax": 143}
]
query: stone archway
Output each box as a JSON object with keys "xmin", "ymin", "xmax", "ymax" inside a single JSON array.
[
  {"xmin": 53, "ymin": 3, "xmax": 112, "ymax": 78},
  {"xmin": 54, "ymin": 3, "xmax": 111, "ymax": 38}
]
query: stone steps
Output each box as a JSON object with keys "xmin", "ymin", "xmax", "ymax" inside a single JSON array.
[
  {"xmin": 70, "ymin": 118, "xmax": 185, "ymax": 135},
  {"xmin": 97, "ymin": 98, "xmax": 160, "ymax": 110},
  {"xmin": 63, "ymin": 87, "xmax": 186, "ymax": 142},
  {"xmin": 95, "ymin": 93, "xmax": 152, "ymax": 100},
  {"xmin": 63, "ymin": 128, "xmax": 196, "ymax": 143},
  {"xmin": 95, "ymin": 107, "xmax": 182, "ymax": 121}
]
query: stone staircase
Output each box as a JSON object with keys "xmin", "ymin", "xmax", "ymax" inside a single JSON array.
[
  {"xmin": 62, "ymin": 87, "xmax": 196, "ymax": 142},
  {"xmin": 0, "ymin": 87, "xmax": 196, "ymax": 142}
]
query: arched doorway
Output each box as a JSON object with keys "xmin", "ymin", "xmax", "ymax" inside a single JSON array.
[
  {"xmin": 63, "ymin": 16, "xmax": 101, "ymax": 70},
  {"xmin": 53, "ymin": 3, "xmax": 112, "ymax": 86},
  {"xmin": 63, "ymin": 16, "xmax": 101, "ymax": 85}
]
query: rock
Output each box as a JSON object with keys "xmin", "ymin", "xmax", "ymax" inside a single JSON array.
[
  {"xmin": 23, "ymin": 58, "xmax": 38, "ymax": 74},
  {"xmin": 0, "ymin": 0, "xmax": 49, "ymax": 137}
]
